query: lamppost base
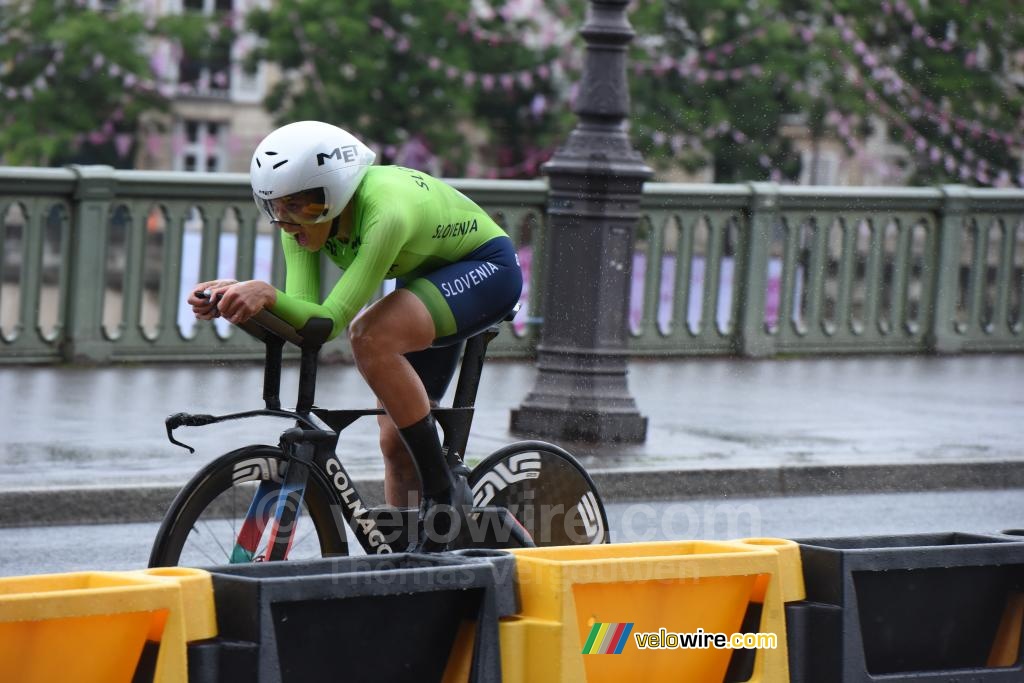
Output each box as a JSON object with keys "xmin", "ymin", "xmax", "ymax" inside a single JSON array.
[{"xmin": 510, "ymin": 405, "xmax": 648, "ymax": 444}]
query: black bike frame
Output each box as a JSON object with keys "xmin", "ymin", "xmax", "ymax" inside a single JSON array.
[{"xmin": 165, "ymin": 309, "xmax": 507, "ymax": 558}]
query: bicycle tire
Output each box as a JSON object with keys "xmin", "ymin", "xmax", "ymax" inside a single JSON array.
[
  {"xmin": 149, "ymin": 444, "xmax": 348, "ymax": 567},
  {"xmin": 468, "ymin": 440, "xmax": 610, "ymax": 547}
]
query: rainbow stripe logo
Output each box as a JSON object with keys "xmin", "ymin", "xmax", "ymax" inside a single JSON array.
[{"xmin": 582, "ymin": 622, "xmax": 634, "ymax": 655}]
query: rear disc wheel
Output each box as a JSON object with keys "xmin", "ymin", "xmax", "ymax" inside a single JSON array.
[{"xmin": 468, "ymin": 440, "xmax": 609, "ymax": 546}]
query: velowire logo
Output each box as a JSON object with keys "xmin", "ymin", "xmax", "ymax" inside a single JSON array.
[{"xmin": 582, "ymin": 622, "xmax": 634, "ymax": 655}]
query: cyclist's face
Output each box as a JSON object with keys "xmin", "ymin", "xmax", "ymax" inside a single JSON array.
[
  {"xmin": 277, "ymin": 220, "xmax": 331, "ymax": 252},
  {"xmin": 256, "ymin": 187, "xmax": 332, "ymax": 251}
]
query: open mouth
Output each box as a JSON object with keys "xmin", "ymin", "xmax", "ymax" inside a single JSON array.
[{"xmin": 295, "ymin": 233, "xmax": 308, "ymax": 247}]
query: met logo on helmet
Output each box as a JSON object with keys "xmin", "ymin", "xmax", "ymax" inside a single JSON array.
[{"xmin": 317, "ymin": 144, "xmax": 359, "ymax": 166}]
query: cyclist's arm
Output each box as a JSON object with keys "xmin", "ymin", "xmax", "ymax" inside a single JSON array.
[
  {"xmin": 280, "ymin": 230, "xmax": 321, "ymax": 304},
  {"xmin": 271, "ymin": 210, "xmax": 411, "ymax": 340}
]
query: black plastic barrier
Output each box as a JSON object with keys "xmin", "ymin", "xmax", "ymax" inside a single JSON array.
[
  {"xmin": 188, "ymin": 550, "xmax": 517, "ymax": 683},
  {"xmin": 786, "ymin": 532, "xmax": 1024, "ymax": 682}
]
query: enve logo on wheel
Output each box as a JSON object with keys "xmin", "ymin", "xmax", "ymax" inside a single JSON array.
[
  {"xmin": 232, "ymin": 457, "xmax": 285, "ymax": 485},
  {"xmin": 472, "ymin": 452, "xmax": 542, "ymax": 506},
  {"xmin": 577, "ymin": 491, "xmax": 605, "ymax": 543}
]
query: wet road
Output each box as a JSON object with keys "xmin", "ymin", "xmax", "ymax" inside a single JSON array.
[{"xmin": 1, "ymin": 354, "xmax": 1022, "ymax": 491}]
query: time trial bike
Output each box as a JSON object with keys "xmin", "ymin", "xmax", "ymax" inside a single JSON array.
[{"xmin": 148, "ymin": 303, "xmax": 609, "ymax": 567}]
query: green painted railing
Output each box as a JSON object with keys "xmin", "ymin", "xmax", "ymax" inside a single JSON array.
[
  {"xmin": 1, "ymin": 166, "xmax": 1021, "ymax": 363},
  {"xmin": 634, "ymin": 183, "xmax": 1023, "ymax": 356}
]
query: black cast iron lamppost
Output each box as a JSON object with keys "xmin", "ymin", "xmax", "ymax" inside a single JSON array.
[{"xmin": 511, "ymin": 0, "xmax": 651, "ymax": 443}]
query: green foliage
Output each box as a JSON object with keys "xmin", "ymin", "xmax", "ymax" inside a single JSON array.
[
  {"xmin": 624, "ymin": 0, "xmax": 1024, "ymax": 184},
  {"xmin": 245, "ymin": 0, "xmax": 571, "ymax": 175},
  {"xmin": 823, "ymin": 0, "xmax": 1024, "ymax": 185},
  {"xmin": 4, "ymin": 0, "xmax": 1019, "ymax": 185},
  {"xmin": 627, "ymin": 0, "xmax": 814, "ymax": 181},
  {"xmin": 0, "ymin": 0, "xmax": 221, "ymax": 166}
]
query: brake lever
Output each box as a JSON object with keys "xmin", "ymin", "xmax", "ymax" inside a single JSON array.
[{"xmin": 165, "ymin": 412, "xmax": 218, "ymax": 453}]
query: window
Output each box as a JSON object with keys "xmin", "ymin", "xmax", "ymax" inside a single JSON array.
[
  {"xmin": 178, "ymin": 0, "xmax": 234, "ymax": 96},
  {"xmin": 176, "ymin": 120, "xmax": 225, "ymax": 173},
  {"xmin": 800, "ymin": 149, "xmax": 840, "ymax": 186}
]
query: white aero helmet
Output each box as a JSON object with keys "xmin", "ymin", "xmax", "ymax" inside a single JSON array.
[{"xmin": 250, "ymin": 121, "xmax": 375, "ymax": 225}]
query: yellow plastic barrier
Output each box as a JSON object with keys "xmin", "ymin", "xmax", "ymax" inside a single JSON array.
[
  {"xmin": 0, "ymin": 567, "xmax": 216, "ymax": 683},
  {"xmin": 501, "ymin": 538, "xmax": 804, "ymax": 683},
  {"xmin": 988, "ymin": 592, "xmax": 1024, "ymax": 667}
]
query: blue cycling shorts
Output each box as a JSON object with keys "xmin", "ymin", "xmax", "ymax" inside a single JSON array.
[{"xmin": 401, "ymin": 236, "xmax": 522, "ymax": 399}]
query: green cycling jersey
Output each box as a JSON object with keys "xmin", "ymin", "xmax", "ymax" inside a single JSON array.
[{"xmin": 271, "ymin": 166, "xmax": 507, "ymax": 339}]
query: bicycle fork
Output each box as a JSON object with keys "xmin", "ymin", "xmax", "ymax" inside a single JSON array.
[{"xmin": 229, "ymin": 430, "xmax": 325, "ymax": 563}]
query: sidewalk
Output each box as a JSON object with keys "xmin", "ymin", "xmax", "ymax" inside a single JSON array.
[{"xmin": 1, "ymin": 354, "xmax": 1022, "ymax": 526}]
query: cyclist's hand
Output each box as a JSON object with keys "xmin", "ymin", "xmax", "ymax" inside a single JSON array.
[
  {"xmin": 217, "ymin": 280, "xmax": 277, "ymax": 325},
  {"xmin": 189, "ymin": 279, "xmax": 237, "ymax": 320}
]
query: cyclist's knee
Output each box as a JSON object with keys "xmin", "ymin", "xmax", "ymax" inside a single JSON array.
[{"xmin": 348, "ymin": 318, "xmax": 382, "ymax": 360}]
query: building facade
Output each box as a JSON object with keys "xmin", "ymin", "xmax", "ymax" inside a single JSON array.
[{"xmin": 134, "ymin": 0, "xmax": 279, "ymax": 173}]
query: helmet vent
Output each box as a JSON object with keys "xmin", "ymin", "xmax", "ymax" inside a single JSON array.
[
  {"xmin": 265, "ymin": 150, "xmax": 278, "ymax": 155},
  {"xmin": 272, "ymin": 159, "xmax": 289, "ymax": 169}
]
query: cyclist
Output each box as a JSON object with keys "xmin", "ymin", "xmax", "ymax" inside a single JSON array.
[{"xmin": 187, "ymin": 120, "xmax": 523, "ymax": 551}]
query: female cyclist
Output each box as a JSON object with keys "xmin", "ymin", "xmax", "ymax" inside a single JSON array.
[{"xmin": 188, "ymin": 121, "xmax": 523, "ymax": 550}]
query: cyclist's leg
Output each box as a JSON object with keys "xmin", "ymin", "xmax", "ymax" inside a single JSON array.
[
  {"xmin": 349, "ymin": 288, "xmax": 435, "ymax": 428},
  {"xmin": 353, "ymin": 234, "xmax": 521, "ymax": 462},
  {"xmin": 378, "ymin": 344, "xmax": 463, "ymax": 507},
  {"xmin": 378, "ymin": 407, "xmax": 419, "ymax": 507},
  {"xmin": 351, "ymin": 236, "xmax": 522, "ymax": 549},
  {"xmin": 350, "ymin": 292, "xmax": 463, "ymax": 550},
  {"xmin": 349, "ymin": 290, "xmax": 455, "ymax": 504}
]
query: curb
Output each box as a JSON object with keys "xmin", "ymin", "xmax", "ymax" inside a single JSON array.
[
  {"xmin": 592, "ymin": 459, "xmax": 1024, "ymax": 501},
  {"xmin": 1, "ymin": 460, "xmax": 1021, "ymax": 528}
]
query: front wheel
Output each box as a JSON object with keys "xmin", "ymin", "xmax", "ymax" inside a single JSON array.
[
  {"xmin": 468, "ymin": 440, "xmax": 610, "ymax": 546},
  {"xmin": 149, "ymin": 444, "xmax": 348, "ymax": 567}
]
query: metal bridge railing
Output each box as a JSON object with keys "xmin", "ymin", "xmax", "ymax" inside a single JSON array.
[
  {"xmin": 631, "ymin": 183, "xmax": 1023, "ymax": 356},
  {"xmin": 1, "ymin": 166, "xmax": 1021, "ymax": 363}
]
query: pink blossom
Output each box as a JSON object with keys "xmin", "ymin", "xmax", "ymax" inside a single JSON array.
[
  {"xmin": 146, "ymin": 133, "xmax": 162, "ymax": 158},
  {"xmin": 114, "ymin": 134, "xmax": 133, "ymax": 158}
]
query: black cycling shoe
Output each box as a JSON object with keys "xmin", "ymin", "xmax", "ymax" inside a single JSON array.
[{"xmin": 408, "ymin": 473, "xmax": 473, "ymax": 553}]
